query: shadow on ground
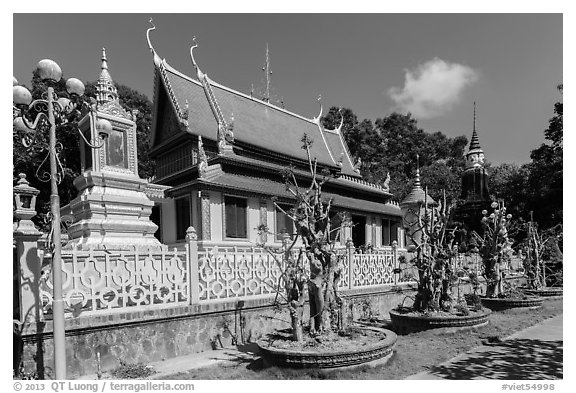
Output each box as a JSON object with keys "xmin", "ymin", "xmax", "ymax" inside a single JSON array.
[
  {"xmin": 427, "ymin": 339, "xmax": 563, "ymax": 380},
  {"xmin": 206, "ymin": 342, "xmax": 270, "ymax": 371}
]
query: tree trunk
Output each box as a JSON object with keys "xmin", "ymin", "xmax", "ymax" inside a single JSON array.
[
  {"xmin": 484, "ymin": 257, "xmax": 501, "ymax": 297},
  {"xmin": 289, "ymin": 302, "xmax": 304, "ymax": 342},
  {"xmin": 308, "ymin": 277, "xmax": 324, "ymax": 334}
]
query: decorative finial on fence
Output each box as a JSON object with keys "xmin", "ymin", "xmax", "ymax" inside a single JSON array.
[{"xmin": 186, "ymin": 226, "xmax": 197, "ymax": 241}]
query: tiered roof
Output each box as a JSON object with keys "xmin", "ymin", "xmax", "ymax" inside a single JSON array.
[{"xmin": 146, "ymin": 21, "xmax": 395, "ymax": 202}]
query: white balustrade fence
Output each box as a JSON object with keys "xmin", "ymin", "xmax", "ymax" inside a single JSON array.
[
  {"xmin": 39, "ymin": 245, "xmax": 190, "ymax": 317},
  {"xmin": 352, "ymin": 249, "xmax": 397, "ymax": 288},
  {"xmin": 197, "ymin": 246, "xmax": 291, "ymax": 302},
  {"xmin": 29, "ymin": 229, "xmax": 413, "ymax": 319}
]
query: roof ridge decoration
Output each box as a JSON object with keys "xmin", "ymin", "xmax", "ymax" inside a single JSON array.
[
  {"xmin": 147, "ymin": 18, "xmax": 190, "ymax": 141},
  {"xmin": 311, "ymin": 94, "xmax": 336, "ymax": 165},
  {"xmin": 324, "ymin": 107, "xmax": 359, "ymax": 176},
  {"xmin": 339, "ymin": 174, "xmax": 389, "ymax": 193},
  {"xmin": 383, "ymin": 172, "xmax": 390, "ymax": 192},
  {"xmin": 198, "ymin": 135, "xmax": 208, "ymax": 178},
  {"xmin": 158, "ymin": 60, "xmax": 186, "ymax": 123},
  {"xmin": 353, "ymin": 156, "xmax": 362, "ymax": 174},
  {"xmin": 189, "ymin": 37, "xmax": 234, "ymax": 155}
]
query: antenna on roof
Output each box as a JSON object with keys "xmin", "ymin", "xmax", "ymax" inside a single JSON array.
[
  {"xmin": 262, "ymin": 43, "xmax": 272, "ymax": 103},
  {"xmin": 473, "ymin": 101, "xmax": 477, "ymax": 132}
]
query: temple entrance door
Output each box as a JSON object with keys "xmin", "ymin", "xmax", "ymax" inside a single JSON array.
[{"xmin": 351, "ymin": 214, "xmax": 366, "ymax": 249}]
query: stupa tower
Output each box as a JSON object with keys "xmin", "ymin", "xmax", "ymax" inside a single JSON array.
[
  {"xmin": 453, "ymin": 103, "xmax": 492, "ymax": 233},
  {"xmin": 63, "ymin": 48, "xmax": 162, "ymax": 250}
]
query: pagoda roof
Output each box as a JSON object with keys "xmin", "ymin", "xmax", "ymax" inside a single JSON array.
[
  {"xmin": 401, "ymin": 186, "xmax": 437, "ymax": 206},
  {"xmin": 169, "ymin": 164, "xmax": 401, "ymax": 217},
  {"xmin": 150, "ymin": 53, "xmax": 360, "ymax": 175}
]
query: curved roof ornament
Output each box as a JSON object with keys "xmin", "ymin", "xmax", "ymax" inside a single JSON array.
[
  {"xmin": 189, "ymin": 36, "xmax": 205, "ymax": 79},
  {"xmin": 313, "ymin": 94, "xmax": 323, "ymax": 123},
  {"xmin": 146, "ymin": 18, "xmax": 156, "ymax": 53},
  {"xmin": 146, "ymin": 18, "xmax": 163, "ymax": 67},
  {"xmin": 335, "ymin": 107, "xmax": 344, "ymax": 133}
]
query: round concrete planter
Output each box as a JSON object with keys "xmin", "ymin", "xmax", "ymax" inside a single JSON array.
[
  {"xmin": 257, "ymin": 326, "xmax": 397, "ymax": 369},
  {"xmin": 480, "ymin": 296, "xmax": 543, "ymax": 310},
  {"xmin": 389, "ymin": 308, "xmax": 491, "ymax": 334},
  {"xmin": 523, "ymin": 288, "xmax": 563, "ymax": 298}
]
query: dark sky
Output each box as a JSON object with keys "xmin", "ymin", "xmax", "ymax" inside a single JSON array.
[{"xmin": 13, "ymin": 13, "xmax": 562, "ymax": 164}]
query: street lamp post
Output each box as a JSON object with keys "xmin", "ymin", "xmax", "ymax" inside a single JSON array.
[{"xmin": 13, "ymin": 59, "xmax": 108, "ymax": 379}]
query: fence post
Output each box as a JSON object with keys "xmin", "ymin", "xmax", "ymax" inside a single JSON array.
[
  {"xmin": 346, "ymin": 238, "xmax": 354, "ymax": 289},
  {"xmin": 392, "ymin": 240, "xmax": 398, "ymax": 285},
  {"xmin": 13, "ymin": 174, "xmax": 44, "ymax": 325},
  {"xmin": 186, "ymin": 226, "xmax": 199, "ymax": 305}
]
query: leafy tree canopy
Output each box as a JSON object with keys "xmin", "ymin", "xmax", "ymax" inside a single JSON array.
[{"xmin": 322, "ymin": 107, "xmax": 467, "ymax": 202}]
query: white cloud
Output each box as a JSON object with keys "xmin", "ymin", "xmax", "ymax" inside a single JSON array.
[{"xmin": 388, "ymin": 58, "xmax": 479, "ymax": 119}]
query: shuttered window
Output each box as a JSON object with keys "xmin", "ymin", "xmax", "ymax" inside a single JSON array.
[{"xmin": 225, "ymin": 196, "xmax": 247, "ymax": 239}]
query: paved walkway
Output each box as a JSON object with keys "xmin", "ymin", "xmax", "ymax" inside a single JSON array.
[
  {"xmin": 80, "ymin": 344, "xmax": 260, "ymax": 380},
  {"xmin": 406, "ymin": 314, "xmax": 563, "ymax": 380},
  {"xmin": 80, "ymin": 315, "xmax": 563, "ymax": 380}
]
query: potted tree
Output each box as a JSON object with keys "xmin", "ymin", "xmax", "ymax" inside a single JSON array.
[
  {"xmin": 390, "ymin": 190, "xmax": 491, "ymax": 333},
  {"xmin": 256, "ymin": 134, "xmax": 397, "ymax": 368},
  {"xmin": 521, "ymin": 219, "xmax": 563, "ymax": 298},
  {"xmin": 473, "ymin": 201, "xmax": 544, "ymax": 310}
]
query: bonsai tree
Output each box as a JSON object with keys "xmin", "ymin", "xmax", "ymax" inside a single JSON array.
[
  {"xmin": 471, "ymin": 201, "xmax": 515, "ymax": 298},
  {"xmin": 257, "ymin": 134, "xmax": 347, "ymax": 341},
  {"xmin": 403, "ymin": 190, "xmax": 462, "ymax": 312}
]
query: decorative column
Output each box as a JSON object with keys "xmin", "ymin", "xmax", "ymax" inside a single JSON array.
[
  {"xmin": 371, "ymin": 217, "xmax": 377, "ymax": 248},
  {"xmin": 13, "ymin": 174, "xmax": 43, "ymax": 324},
  {"xmin": 259, "ymin": 200, "xmax": 268, "ymax": 244},
  {"xmin": 186, "ymin": 226, "xmax": 199, "ymax": 305},
  {"xmin": 346, "ymin": 238, "xmax": 355, "ymax": 289},
  {"xmin": 198, "ymin": 190, "xmax": 211, "ymax": 241}
]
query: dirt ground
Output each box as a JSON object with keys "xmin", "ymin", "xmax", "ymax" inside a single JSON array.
[{"xmin": 163, "ymin": 299, "xmax": 563, "ymax": 380}]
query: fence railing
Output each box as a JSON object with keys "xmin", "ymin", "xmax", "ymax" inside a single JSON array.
[
  {"xmin": 19, "ymin": 227, "xmax": 415, "ymax": 320},
  {"xmin": 39, "ymin": 245, "xmax": 190, "ymax": 317}
]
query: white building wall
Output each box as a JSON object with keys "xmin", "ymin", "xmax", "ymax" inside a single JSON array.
[{"xmin": 247, "ymin": 197, "xmax": 260, "ymax": 243}]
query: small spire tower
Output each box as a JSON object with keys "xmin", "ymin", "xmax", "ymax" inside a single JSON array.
[{"xmin": 96, "ymin": 48, "xmax": 119, "ymax": 107}]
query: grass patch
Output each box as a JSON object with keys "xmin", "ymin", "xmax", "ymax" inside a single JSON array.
[
  {"xmin": 110, "ymin": 361, "xmax": 156, "ymax": 379},
  {"xmin": 163, "ymin": 299, "xmax": 562, "ymax": 380}
]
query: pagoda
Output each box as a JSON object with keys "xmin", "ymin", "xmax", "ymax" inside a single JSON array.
[
  {"xmin": 400, "ymin": 156, "xmax": 437, "ymax": 247},
  {"xmin": 453, "ymin": 103, "xmax": 492, "ymax": 234},
  {"xmin": 63, "ymin": 48, "xmax": 164, "ymax": 250}
]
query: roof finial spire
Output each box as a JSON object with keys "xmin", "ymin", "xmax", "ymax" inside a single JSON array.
[
  {"xmin": 262, "ymin": 43, "xmax": 272, "ymax": 103},
  {"xmin": 96, "ymin": 47, "xmax": 118, "ymax": 106},
  {"xmin": 468, "ymin": 101, "xmax": 482, "ymax": 152},
  {"xmin": 473, "ymin": 101, "xmax": 477, "ymax": 133},
  {"xmin": 101, "ymin": 48, "xmax": 108, "ymax": 70},
  {"xmin": 415, "ymin": 153, "xmax": 421, "ymax": 187}
]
